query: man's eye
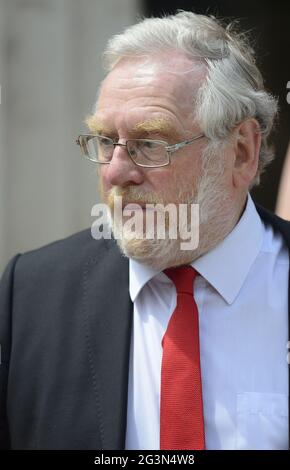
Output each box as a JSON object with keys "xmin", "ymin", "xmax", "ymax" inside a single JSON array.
[
  {"xmin": 98, "ymin": 137, "xmax": 112, "ymax": 146},
  {"xmin": 142, "ymin": 141, "xmax": 160, "ymax": 150}
]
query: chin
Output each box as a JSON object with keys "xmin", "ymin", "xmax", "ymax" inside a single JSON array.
[{"xmin": 115, "ymin": 236, "xmax": 199, "ymax": 271}]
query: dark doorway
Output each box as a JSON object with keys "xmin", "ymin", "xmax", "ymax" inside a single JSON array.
[{"xmin": 143, "ymin": 0, "xmax": 290, "ymax": 211}]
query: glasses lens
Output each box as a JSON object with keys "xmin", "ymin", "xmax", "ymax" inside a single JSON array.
[
  {"xmin": 127, "ymin": 140, "xmax": 168, "ymax": 167},
  {"xmin": 94, "ymin": 135, "xmax": 114, "ymax": 162},
  {"xmin": 80, "ymin": 135, "xmax": 113, "ymax": 162}
]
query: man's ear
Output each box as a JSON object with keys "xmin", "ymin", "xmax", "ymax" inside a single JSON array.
[{"xmin": 232, "ymin": 118, "xmax": 261, "ymax": 189}]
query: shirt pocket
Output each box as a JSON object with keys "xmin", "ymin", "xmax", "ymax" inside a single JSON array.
[{"xmin": 236, "ymin": 392, "xmax": 288, "ymax": 450}]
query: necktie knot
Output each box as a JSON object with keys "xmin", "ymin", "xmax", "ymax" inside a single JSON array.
[{"xmin": 164, "ymin": 265, "xmax": 198, "ymax": 296}]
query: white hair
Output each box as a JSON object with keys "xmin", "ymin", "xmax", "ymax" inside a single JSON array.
[{"xmin": 102, "ymin": 11, "xmax": 278, "ymax": 187}]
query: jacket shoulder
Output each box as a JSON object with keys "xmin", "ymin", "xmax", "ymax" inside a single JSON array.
[
  {"xmin": 255, "ymin": 203, "xmax": 290, "ymax": 247},
  {"xmin": 7, "ymin": 229, "xmax": 121, "ymax": 285}
]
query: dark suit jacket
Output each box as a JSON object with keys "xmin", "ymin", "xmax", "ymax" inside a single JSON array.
[{"xmin": 0, "ymin": 204, "xmax": 289, "ymax": 450}]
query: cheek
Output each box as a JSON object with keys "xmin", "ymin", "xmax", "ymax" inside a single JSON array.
[
  {"xmin": 145, "ymin": 168, "xmax": 175, "ymax": 193},
  {"xmin": 99, "ymin": 167, "xmax": 111, "ymax": 191},
  {"xmin": 170, "ymin": 157, "xmax": 201, "ymax": 188},
  {"xmin": 98, "ymin": 169, "xmax": 111, "ymax": 202},
  {"xmin": 150, "ymin": 158, "xmax": 199, "ymax": 188}
]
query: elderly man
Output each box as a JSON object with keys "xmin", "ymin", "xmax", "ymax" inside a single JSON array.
[{"xmin": 0, "ymin": 11, "xmax": 289, "ymax": 450}]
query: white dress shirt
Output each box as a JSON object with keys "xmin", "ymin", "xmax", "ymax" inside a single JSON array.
[{"xmin": 125, "ymin": 194, "xmax": 289, "ymax": 450}]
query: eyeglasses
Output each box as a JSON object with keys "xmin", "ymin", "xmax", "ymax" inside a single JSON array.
[{"xmin": 76, "ymin": 133, "xmax": 205, "ymax": 168}]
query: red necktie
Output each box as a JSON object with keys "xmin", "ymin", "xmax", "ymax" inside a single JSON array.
[{"xmin": 160, "ymin": 265, "xmax": 205, "ymax": 450}]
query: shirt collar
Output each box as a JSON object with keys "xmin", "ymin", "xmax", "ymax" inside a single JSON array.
[
  {"xmin": 129, "ymin": 259, "xmax": 161, "ymax": 303},
  {"xmin": 129, "ymin": 193, "xmax": 264, "ymax": 305},
  {"xmin": 192, "ymin": 193, "xmax": 263, "ymax": 304}
]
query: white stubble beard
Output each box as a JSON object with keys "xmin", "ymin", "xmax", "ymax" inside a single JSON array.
[{"xmin": 101, "ymin": 147, "xmax": 236, "ymax": 271}]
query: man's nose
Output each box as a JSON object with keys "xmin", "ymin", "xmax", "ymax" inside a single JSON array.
[{"xmin": 103, "ymin": 143, "xmax": 145, "ymax": 187}]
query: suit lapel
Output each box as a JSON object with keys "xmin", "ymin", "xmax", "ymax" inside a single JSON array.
[
  {"xmin": 82, "ymin": 239, "xmax": 133, "ymax": 450},
  {"xmin": 256, "ymin": 204, "xmax": 290, "ymax": 449}
]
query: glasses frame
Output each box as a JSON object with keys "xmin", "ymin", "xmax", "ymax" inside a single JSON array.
[{"xmin": 76, "ymin": 132, "xmax": 205, "ymax": 168}]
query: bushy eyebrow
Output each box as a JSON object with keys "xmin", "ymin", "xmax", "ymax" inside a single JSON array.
[
  {"xmin": 131, "ymin": 118, "xmax": 175, "ymax": 136},
  {"xmin": 85, "ymin": 115, "xmax": 178, "ymax": 139},
  {"xmin": 85, "ymin": 115, "xmax": 108, "ymax": 134}
]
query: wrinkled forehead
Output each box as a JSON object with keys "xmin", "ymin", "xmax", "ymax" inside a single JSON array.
[
  {"xmin": 98, "ymin": 50, "xmax": 206, "ymax": 102},
  {"xmin": 91, "ymin": 52, "xmax": 207, "ymax": 137}
]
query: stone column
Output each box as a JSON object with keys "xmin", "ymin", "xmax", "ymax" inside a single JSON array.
[{"xmin": 0, "ymin": 0, "xmax": 140, "ymax": 274}]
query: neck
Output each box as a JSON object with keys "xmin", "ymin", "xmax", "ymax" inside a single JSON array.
[
  {"xmin": 161, "ymin": 193, "xmax": 248, "ymax": 269},
  {"xmin": 193, "ymin": 193, "xmax": 247, "ymax": 262}
]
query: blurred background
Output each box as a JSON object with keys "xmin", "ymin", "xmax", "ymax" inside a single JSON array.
[{"xmin": 0, "ymin": 0, "xmax": 289, "ymax": 274}]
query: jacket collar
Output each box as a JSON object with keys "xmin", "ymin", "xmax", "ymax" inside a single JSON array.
[{"xmin": 82, "ymin": 238, "xmax": 132, "ymax": 449}]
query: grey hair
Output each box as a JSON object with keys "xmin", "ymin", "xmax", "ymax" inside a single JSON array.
[{"xmin": 103, "ymin": 11, "xmax": 278, "ymax": 188}]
